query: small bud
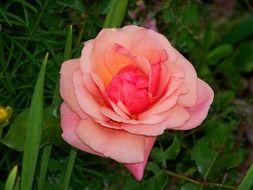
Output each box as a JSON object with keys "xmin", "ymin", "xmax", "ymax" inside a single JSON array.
[{"xmin": 0, "ymin": 106, "xmax": 12, "ymax": 126}]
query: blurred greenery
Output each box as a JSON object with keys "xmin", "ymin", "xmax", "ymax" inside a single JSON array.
[{"xmin": 1, "ymin": 0, "xmax": 253, "ymax": 189}]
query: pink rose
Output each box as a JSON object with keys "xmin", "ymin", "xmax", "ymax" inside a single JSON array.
[{"xmin": 60, "ymin": 25, "xmax": 214, "ymax": 180}]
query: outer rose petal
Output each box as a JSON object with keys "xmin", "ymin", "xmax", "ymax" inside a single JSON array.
[
  {"xmin": 176, "ymin": 56, "xmax": 197, "ymax": 107},
  {"xmin": 60, "ymin": 103, "xmax": 102, "ymax": 156},
  {"xmin": 80, "ymin": 27, "xmax": 137, "ymax": 85},
  {"xmin": 130, "ymin": 35, "xmax": 168, "ymax": 64},
  {"xmin": 121, "ymin": 105, "xmax": 190, "ymax": 136},
  {"xmin": 73, "ymin": 70, "xmax": 107, "ymax": 121},
  {"xmin": 75, "ymin": 119, "xmax": 146, "ymax": 164},
  {"xmin": 104, "ymin": 43, "xmax": 134, "ymax": 76},
  {"xmin": 145, "ymin": 28, "xmax": 198, "ymax": 107},
  {"xmin": 174, "ymin": 79, "xmax": 214, "ymax": 130},
  {"xmin": 60, "ymin": 59, "xmax": 87, "ymax": 119},
  {"xmin": 124, "ymin": 137, "xmax": 156, "ymax": 181}
]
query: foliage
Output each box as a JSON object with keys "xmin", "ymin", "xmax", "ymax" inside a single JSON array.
[{"xmin": 1, "ymin": 0, "xmax": 253, "ymax": 189}]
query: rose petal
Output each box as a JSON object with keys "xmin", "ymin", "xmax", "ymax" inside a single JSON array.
[
  {"xmin": 81, "ymin": 28, "xmax": 136, "ymax": 85},
  {"xmin": 149, "ymin": 61, "xmax": 161, "ymax": 96},
  {"xmin": 134, "ymin": 56, "xmax": 151, "ymax": 76},
  {"xmin": 124, "ymin": 137, "xmax": 156, "ymax": 180},
  {"xmin": 174, "ymin": 79, "xmax": 214, "ymax": 130},
  {"xmin": 104, "ymin": 43, "xmax": 135, "ymax": 77},
  {"xmin": 60, "ymin": 59, "xmax": 88, "ymax": 119},
  {"xmin": 130, "ymin": 36, "xmax": 168, "ymax": 64},
  {"xmin": 177, "ymin": 56, "xmax": 197, "ymax": 107},
  {"xmin": 100, "ymin": 106, "xmax": 170, "ymax": 125},
  {"xmin": 60, "ymin": 103, "xmax": 102, "ymax": 156},
  {"xmin": 75, "ymin": 119, "xmax": 146, "ymax": 163},
  {"xmin": 121, "ymin": 105, "xmax": 190, "ymax": 136},
  {"xmin": 146, "ymin": 29, "xmax": 178, "ymax": 64},
  {"xmin": 138, "ymin": 78, "xmax": 184, "ymax": 120},
  {"xmin": 73, "ymin": 70, "xmax": 107, "ymax": 121}
]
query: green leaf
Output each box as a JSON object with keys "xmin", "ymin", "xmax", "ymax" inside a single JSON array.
[
  {"xmin": 182, "ymin": 4, "xmax": 199, "ymax": 27},
  {"xmin": 146, "ymin": 162, "xmax": 162, "ymax": 174},
  {"xmin": 150, "ymin": 147, "xmax": 164, "ymax": 164},
  {"xmin": 103, "ymin": 0, "xmax": 128, "ymax": 28},
  {"xmin": 238, "ymin": 164, "xmax": 253, "ymax": 190},
  {"xmin": 180, "ymin": 183, "xmax": 202, "ymax": 190},
  {"xmin": 4, "ymin": 165, "xmax": 18, "ymax": 190},
  {"xmin": 164, "ymin": 135, "xmax": 181, "ymax": 160},
  {"xmin": 1, "ymin": 108, "xmax": 61, "ymax": 151},
  {"xmin": 20, "ymin": 53, "xmax": 48, "ymax": 190},
  {"xmin": 223, "ymin": 15, "xmax": 253, "ymax": 45},
  {"xmin": 206, "ymin": 44, "xmax": 233, "ymax": 65},
  {"xmin": 136, "ymin": 172, "xmax": 168, "ymax": 190},
  {"xmin": 191, "ymin": 124, "xmax": 230, "ymax": 179},
  {"xmin": 203, "ymin": 24, "xmax": 216, "ymax": 50},
  {"xmin": 151, "ymin": 136, "xmax": 181, "ymax": 166},
  {"xmin": 234, "ymin": 42, "xmax": 253, "ymax": 73}
]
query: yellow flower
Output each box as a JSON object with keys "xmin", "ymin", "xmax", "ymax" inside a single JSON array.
[{"xmin": 0, "ymin": 106, "xmax": 12, "ymax": 126}]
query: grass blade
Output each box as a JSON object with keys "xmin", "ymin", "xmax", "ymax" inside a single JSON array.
[
  {"xmin": 4, "ymin": 165, "xmax": 18, "ymax": 190},
  {"xmin": 20, "ymin": 53, "xmax": 48, "ymax": 190},
  {"xmin": 37, "ymin": 145, "xmax": 52, "ymax": 190},
  {"xmin": 60, "ymin": 24, "xmax": 75, "ymax": 190},
  {"xmin": 103, "ymin": 0, "xmax": 128, "ymax": 28},
  {"xmin": 238, "ymin": 164, "xmax": 253, "ymax": 190},
  {"xmin": 62, "ymin": 149, "xmax": 77, "ymax": 190},
  {"xmin": 38, "ymin": 25, "xmax": 73, "ymax": 190},
  {"xmin": 63, "ymin": 25, "xmax": 73, "ymax": 61}
]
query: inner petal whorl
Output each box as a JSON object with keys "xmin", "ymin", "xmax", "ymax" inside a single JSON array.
[{"xmin": 106, "ymin": 65, "xmax": 152, "ymax": 114}]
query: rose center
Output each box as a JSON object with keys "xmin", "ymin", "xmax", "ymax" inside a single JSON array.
[{"xmin": 106, "ymin": 65, "xmax": 152, "ymax": 114}]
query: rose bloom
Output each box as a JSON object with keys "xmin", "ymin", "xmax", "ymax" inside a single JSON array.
[{"xmin": 60, "ymin": 25, "xmax": 214, "ymax": 180}]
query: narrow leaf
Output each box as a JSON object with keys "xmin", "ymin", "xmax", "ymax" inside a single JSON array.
[
  {"xmin": 206, "ymin": 44, "xmax": 233, "ymax": 65},
  {"xmin": 20, "ymin": 53, "xmax": 48, "ymax": 190},
  {"xmin": 63, "ymin": 25, "xmax": 73, "ymax": 61},
  {"xmin": 238, "ymin": 164, "xmax": 253, "ymax": 190},
  {"xmin": 61, "ymin": 149, "xmax": 77, "ymax": 190},
  {"xmin": 103, "ymin": 0, "xmax": 128, "ymax": 28},
  {"xmin": 4, "ymin": 165, "xmax": 18, "ymax": 190}
]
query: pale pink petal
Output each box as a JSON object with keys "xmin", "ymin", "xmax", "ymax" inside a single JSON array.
[
  {"xmin": 80, "ymin": 40, "xmax": 113, "ymax": 85},
  {"xmin": 75, "ymin": 119, "xmax": 146, "ymax": 163},
  {"xmin": 108, "ymin": 99, "xmax": 130, "ymax": 119},
  {"xmin": 138, "ymin": 78, "xmax": 184, "ymax": 120},
  {"xmin": 130, "ymin": 36, "xmax": 168, "ymax": 65},
  {"xmin": 153, "ymin": 60, "xmax": 185, "ymax": 99},
  {"xmin": 80, "ymin": 28, "xmax": 136, "ymax": 85},
  {"xmin": 166, "ymin": 61, "xmax": 185, "ymax": 78},
  {"xmin": 138, "ymin": 95, "xmax": 178, "ymax": 120},
  {"xmin": 121, "ymin": 105, "xmax": 190, "ymax": 136},
  {"xmin": 134, "ymin": 56, "xmax": 151, "ymax": 76},
  {"xmin": 124, "ymin": 137, "xmax": 156, "ymax": 181},
  {"xmin": 176, "ymin": 56, "xmax": 197, "ymax": 107},
  {"xmin": 104, "ymin": 43, "xmax": 135, "ymax": 76},
  {"xmin": 117, "ymin": 101, "xmax": 131, "ymax": 116},
  {"xmin": 82, "ymin": 74, "xmax": 108, "ymax": 107},
  {"xmin": 60, "ymin": 59, "xmax": 88, "ymax": 119},
  {"xmin": 121, "ymin": 25, "xmax": 148, "ymax": 47},
  {"xmin": 174, "ymin": 79, "xmax": 214, "ymax": 130},
  {"xmin": 100, "ymin": 106, "xmax": 170, "ymax": 125},
  {"xmin": 146, "ymin": 29, "xmax": 178, "ymax": 64},
  {"xmin": 73, "ymin": 70, "xmax": 107, "ymax": 121},
  {"xmin": 60, "ymin": 103, "xmax": 102, "ymax": 156},
  {"xmin": 145, "ymin": 29, "xmax": 197, "ymax": 106},
  {"xmin": 149, "ymin": 61, "xmax": 161, "ymax": 96}
]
